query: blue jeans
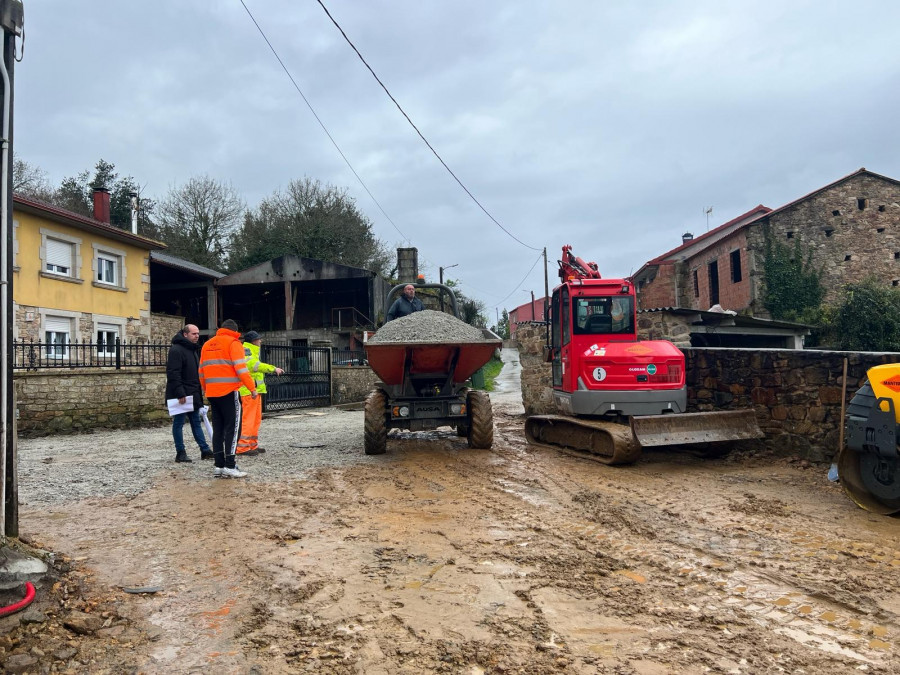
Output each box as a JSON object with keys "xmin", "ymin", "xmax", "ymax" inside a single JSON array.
[{"xmin": 172, "ymin": 410, "xmax": 211, "ymax": 455}]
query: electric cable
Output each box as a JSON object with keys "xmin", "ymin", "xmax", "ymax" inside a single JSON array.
[
  {"xmin": 239, "ymin": 0, "xmax": 411, "ymax": 245},
  {"xmin": 495, "ymin": 251, "xmax": 546, "ymax": 307},
  {"xmin": 315, "ymin": 0, "xmax": 542, "ymax": 252}
]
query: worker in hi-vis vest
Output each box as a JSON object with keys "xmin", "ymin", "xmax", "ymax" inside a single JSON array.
[
  {"xmin": 199, "ymin": 319, "xmax": 257, "ymax": 478},
  {"xmin": 236, "ymin": 331, "xmax": 283, "ymax": 456}
]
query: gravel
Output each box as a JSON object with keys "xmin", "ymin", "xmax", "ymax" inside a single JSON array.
[
  {"xmin": 19, "ymin": 351, "xmax": 522, "ymax": 509},
  {"xmin": 17, "ymin": 408, "xmax": 384, "ymax": 507},
  {"xmin": 369, "ymin": 309, "xmax": 488, "ymax": 344}
]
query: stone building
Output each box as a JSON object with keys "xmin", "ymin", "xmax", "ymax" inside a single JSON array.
[{"xmin": 633, "ymin": 168, "xmax": 900, "ymax": 316}]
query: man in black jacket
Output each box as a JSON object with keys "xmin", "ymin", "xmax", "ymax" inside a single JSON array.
[
  {"xmin": 165, "ymin": 324, "xmax": 212, "ymax": 463},
  {"xmin": 386, "ymin": 284, "xmax": 425, "ymax": 321}
]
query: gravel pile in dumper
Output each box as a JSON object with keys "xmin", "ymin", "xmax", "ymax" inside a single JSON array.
[{"xmin": 368, "ymin": 310, "xmax": 487, "ymax": 344}]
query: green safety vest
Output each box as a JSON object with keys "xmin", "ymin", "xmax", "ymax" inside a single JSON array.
[{"xmin": 238, "ymin": 342, "xmax": 277, "ymax": 396}]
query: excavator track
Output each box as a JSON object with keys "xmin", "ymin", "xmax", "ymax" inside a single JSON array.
[{"xmin": 524, "ymin": 415, "xmax": 642, "ymax": 465}]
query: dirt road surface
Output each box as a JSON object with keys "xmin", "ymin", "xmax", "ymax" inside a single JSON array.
[{"xmin": 7, "ymin": 349, "xmax": 899, "ymax": 673}]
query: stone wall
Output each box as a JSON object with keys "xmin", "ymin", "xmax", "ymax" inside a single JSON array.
[
  {"xmin": 516, "ymin": 325, "xmax": 555, "ymax": 415},
  {"xmin": 516, "ymin": 340, "xmax": 900, "ymax": 462},
  {"xmin": 637, "ymin": 311, "xmax": 693, "ymax": 348},
  {"xmin": 15, "ymin": 368, "xmax": 169, "ymax": 436},
  {"xmin": 686, "ymin": 348, "xmax": 898, "ymax": 462},
  {"xmin": 151, "ymin": 313, "xmax": 185, "ymax": 344},
  {"xmin": 332, "ymin": 365, "xmax": 379, "ymax": 405}
]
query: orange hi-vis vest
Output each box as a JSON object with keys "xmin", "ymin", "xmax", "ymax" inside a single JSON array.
[{"xmin": 199, "ymin": 328, "xmax": 257, "ymax": 398}]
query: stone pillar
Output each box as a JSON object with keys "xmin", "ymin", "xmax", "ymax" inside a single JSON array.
[
  {"xmin": 516, "ymin": 324, "xmax": 555, "ymax": 415},
  {"xmin": 397, "ymin": 248, "xmax": 418, "ymax": 284}
]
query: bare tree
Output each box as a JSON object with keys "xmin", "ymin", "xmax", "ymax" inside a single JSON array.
[
  {"xmin": 12, "ymin": 155, "xmax": 54, "ymax": 201},
  {"xmin": 159, "ymin": 175, "xmax": 245, "ymax": 271}
]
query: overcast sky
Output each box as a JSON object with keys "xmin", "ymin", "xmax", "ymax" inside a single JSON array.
[{"xmin": 14, "ymin": 1, "xmax": 900, "ymax": 321}]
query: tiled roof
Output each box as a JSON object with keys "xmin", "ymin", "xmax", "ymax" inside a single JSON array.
[{"xmin": 13, "ymin": 194, "xmax": 165, "ymax": 250}]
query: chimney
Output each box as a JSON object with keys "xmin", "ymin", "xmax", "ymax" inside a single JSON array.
[
  {"xmin": 396, "ymin": 247, "xmax": 419, "ymax": 284},
  {"xmin": 92, "ymin": 187, "xmax": 111, "ymax": 224},
  {"xmin": 682, "ymin": 232, "xmax": 693, "ymax": 245}
]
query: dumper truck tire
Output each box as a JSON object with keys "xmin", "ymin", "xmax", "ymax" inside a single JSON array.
[
  {"xmin": 467, "ymin": 390, "xmax": 493, "ymax": 449},
  {"xmin": 364, "ymin": 389, "xmax": 388, "ymax": 455},
  {"xmin": 456, "ymin": 388, "xmax": 470, "ymax": 436}
]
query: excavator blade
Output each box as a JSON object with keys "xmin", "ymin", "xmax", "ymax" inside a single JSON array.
[{"xmin": 630, "ymin": 409, "xmax": 763, "ymax": 447}]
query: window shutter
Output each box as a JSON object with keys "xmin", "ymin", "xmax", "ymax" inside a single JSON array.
[
  {"xmin": 45, "ymin": 317, "xmax": 71, "ymax": 335},
  {"xmin": 97, "ymin": 322, "xmax": 118, "ymax": 336},
  {"xmin": 46, "ymin": 239, "xmax": 73, "ymax": 268}
]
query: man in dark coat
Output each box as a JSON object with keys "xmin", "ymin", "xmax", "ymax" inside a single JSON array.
[
  {"xmin": 165, "ymin": 324, "xmax": 212, "ymax": 463},
  {"xmin": 386, "ymin": 284, "xmax": 425, "ymax": 321}
]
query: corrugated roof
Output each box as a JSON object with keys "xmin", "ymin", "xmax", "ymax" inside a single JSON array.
[
  {"xmin": 639, "ymin": 306, "xmax": 811, "ymax": 330},
  {"xmin": 150, "ymin": 251, "xmax": 225, "ymax": 279}
]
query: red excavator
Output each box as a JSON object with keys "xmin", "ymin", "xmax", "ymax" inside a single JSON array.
[{"xmin": 524, "ymin": 245, "xmax": 763, "ymax": 464}]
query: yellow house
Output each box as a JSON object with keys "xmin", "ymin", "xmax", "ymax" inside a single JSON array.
[{"xmin": 12, "ymin": 190, "xmax": 165, "ymax": 348}]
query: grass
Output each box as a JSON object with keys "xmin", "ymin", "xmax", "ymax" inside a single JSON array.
[{"xmin": 479, "ymin": 356, "xmax": 505, "ymax": 392}]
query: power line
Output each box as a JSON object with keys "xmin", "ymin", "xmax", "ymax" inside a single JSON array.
[
  {"xmin": 495, "ymin": 251, "xmax": 545, "ymax": 307},
  {"xmin": 239, "ymin": 0, "xmax": 410, "ymax": 245},
  {"xmin": 315, "ymin": 0, "xmax": 542, "ymax": 252}
]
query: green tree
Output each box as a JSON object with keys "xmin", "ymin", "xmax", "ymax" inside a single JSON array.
[
  {"xmin": 228, "ymin": 177, "xmax": 393, "ymax": 275},
  {"xmin": 53, "ymin": 159, "xmax": 158, "ymax": 236},
  {"xmin": 761, "ymin": 227, "xmax": 825, "ymax": 321},
  {"xmin": 158, "ymin": 175, "xmax": 244, "ymax": 271},
  {"xmin": 443, "ymin": 278, "xmax": 488, "ymax": 328},
  {"xmin": 492, "ymin": 308, "xmax": 510, "ymax": 339},
  {"xmin": 829, "ymin": 278, "xmax": 900, "ymax": 351}
]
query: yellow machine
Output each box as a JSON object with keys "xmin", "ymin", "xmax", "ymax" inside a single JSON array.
[{"xmin": 838, "ymin": 363, "xmax": 900, "ymax": 515}]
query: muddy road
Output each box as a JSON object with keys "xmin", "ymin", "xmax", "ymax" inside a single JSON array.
[{"xmin": 9, "ymin": 349, "xmax": 900, "ymax": 673}]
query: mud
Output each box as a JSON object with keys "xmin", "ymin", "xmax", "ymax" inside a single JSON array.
[{"xmin": 7, "ymin": 349, "xmax": 899, "ymax": 673}]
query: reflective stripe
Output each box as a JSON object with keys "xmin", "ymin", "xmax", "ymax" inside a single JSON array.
[
  {"xmin": 235, "ymin": 367, "xmax": 249, "ymax": 375},
  {"xmin": 205, "ymin": 376, "xmax": 242, "ymax": 384},
  {"xmin": 199, "ymin": 359, "xmax": 234, "ymax": 367},
  {"xmin": 251, "ymin": 361, "xmax": 261, "ymax": 372},
  {"xmin": 234, "ymin": 358, "xmax": 247, "ymax": 366}
]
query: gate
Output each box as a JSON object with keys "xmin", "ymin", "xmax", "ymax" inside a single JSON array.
[{"xmin": 260, "ymin": 345, "xmax": 331, "ymax": 412}]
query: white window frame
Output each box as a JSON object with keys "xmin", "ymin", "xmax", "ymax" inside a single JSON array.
[
  {"xmin": 92, "ymin": 314, "xmax": 126, "ymax": 357},
  {"xmin": 91, "ymin": 243, "xmax": 128, "ymax": 290},
  {"xmin": 39, "ymin": 228, "xmax": 82, "ymax": 281},
  {"xmin": 96, "ymin": 323, "xmax": 119, "ymax": 356},
  {"xmin": 43, "ymin": 316, "xmax": 73, "ymax": 359}
]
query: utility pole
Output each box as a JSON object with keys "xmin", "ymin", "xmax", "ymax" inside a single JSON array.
[
  {"xmin": 543, "ymin": 247, "xmax": 550, "ymax": 344},
  {"xmin": 0, "ymin": 0, "xmax": 23, "ymax": 538}
]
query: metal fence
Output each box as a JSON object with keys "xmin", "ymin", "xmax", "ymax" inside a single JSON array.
[
  {"xmin": 259, "ymin": 344, "xmax": 331, "ymax": 411},
  {"xmin": 13, "ymin": 339, "xmax": 169, "ymax": 371},
  {"xmin": 332, "ymin": 348, "xmax": 367, "ymax": 366}
]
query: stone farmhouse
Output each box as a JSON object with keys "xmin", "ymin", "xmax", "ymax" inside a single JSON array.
[{"xmin": 633, "ymin": 168, "xmax": 900, "ymax": 316}]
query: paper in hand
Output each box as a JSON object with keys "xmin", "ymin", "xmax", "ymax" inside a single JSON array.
[{"xmin": 166, "ymin": 395, "xmax": 194, "ymax": 416}]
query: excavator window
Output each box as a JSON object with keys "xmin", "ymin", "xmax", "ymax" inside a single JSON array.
[{"xmin": 572, "ymin": 297, "xmax": 634, "ymax": 335}]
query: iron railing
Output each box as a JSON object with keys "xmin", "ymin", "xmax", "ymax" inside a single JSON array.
[
  {"xmin": 13, "ymin": 339, "xmax": 169, "ymax": 370},
  {"xmin": 330, "ymin": 306, "xmax": 375, "ymax": 331},
  {"xmin": 332, "ymin": 349, "xmax": 367, "ymax": 366}
]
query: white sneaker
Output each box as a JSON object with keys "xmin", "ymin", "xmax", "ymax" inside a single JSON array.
[
  {"xmin": 221, "ymin": 467, "xmax": 247, "ymax": 478},
  {"xmin": 214, "ymin": 467, "xmax": 224, "ymax": 478}
]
